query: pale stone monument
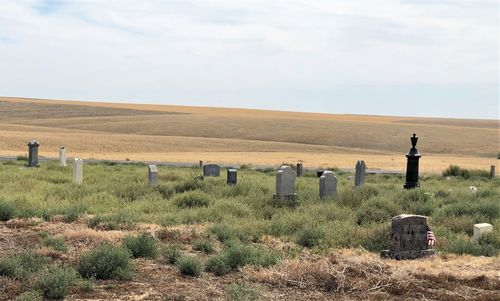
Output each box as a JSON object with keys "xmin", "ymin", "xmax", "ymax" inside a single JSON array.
[
  {"xmin": 59, "ymin": 147, "xmax": 66, "ymax": 167},
  {"xmin": 473, "ymin": 223, "xmax": 493, "ymax": 242},
  {"xmin": 27, "ymin": 140, "xmax": 40, "ymax": 167},
  {"xmin": 227, "ymin": 168, "xmax": 237, "ymax": 185},
  {"xmin": 296, "ymin": 163, "xmax": 303, "ymax": 177},
  {"xmin": 203, "ymin": 164, "xmax": 220, "ymax": 177},
  {"xmin": 73, "ymin": 158, "xmax": 83, "ymax": 185},
  {"xmin": 319, "ymin": 171, "xmax": 337, "ymax": 199},
  {"xmin": 354, "ymin": 160, "xmax": 366, "ymax": 187},
  {"xmin": 274, "ymin": 165, "xmax": 296, "ymax": 200},
  {"xmin": 148, "ymin": 164, "xmax": 158, "ymax": 186},
  {"xmin": 381, "ymin": 214, "xmax": 436, "ymax": 260}
]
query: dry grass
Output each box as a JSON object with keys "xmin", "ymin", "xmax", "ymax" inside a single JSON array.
[{"xmin": 0, "ymin": 96, "xmax": 498, "ymax": 172}]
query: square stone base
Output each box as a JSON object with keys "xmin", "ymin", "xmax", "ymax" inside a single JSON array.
[
  {"xmin": 273, "ymin": 194, "xmax": 297, "ymax": 201},
  {"xmin": 380, "ymin": 249, "xmax": 436, "ymax": 260}
]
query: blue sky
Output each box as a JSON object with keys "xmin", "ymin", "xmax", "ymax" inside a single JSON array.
[{"xmin": 0, "ymin": 0, "xmax": 498, "ymax": 119}]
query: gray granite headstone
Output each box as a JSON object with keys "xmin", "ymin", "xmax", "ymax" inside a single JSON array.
[
  {"xmin": 354, "ymin": 160, "xmax": 366, "ymax": 187},
  {"xmin": 59, "ymin": 147, "xmax": 66, "ymax": 167},
  {"xmin": 227, "ymin": 168, "xmax": 237, "ymax": 185},
  {"xmin": 296, "ymin": 163, "xmax": 303, "ymax": 177},
  {"xmin": 319, "ymin": 171, "xmax": 337, "ymax": 199},
  {"xmin": 203, "ymin": 164, "xmax": 220, "ymax": 177},
  {"xmin": 73, "ymin": 158, "xmax": 83, "ymax": 185},
  {"xmin": 381, "ymin": 214, "xmax": 436, "ymax": 260},
  {"xmin": 27, "ymin": 140, "xmax": 40, "ymax": 167},
  {"xmin": 148, "ymin": 164, "xmax": 158, "ymax": 186},
  {"xmin": 274, "ymin": 165, "xmax": 296, "ymax": 200}
]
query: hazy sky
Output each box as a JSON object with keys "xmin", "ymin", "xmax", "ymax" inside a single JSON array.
[{"xmin": 0, "ymin": 0, "xmax": 498, "ymax": 119}]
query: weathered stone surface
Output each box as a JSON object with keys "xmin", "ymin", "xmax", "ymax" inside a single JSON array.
[
  {"xmin": 319, "ymin": 171, "xmax": 337, "ymax": 199},
  {"xmin": 473, "ymin": 223, "xmax": 493, "ymax": 241},
  {"xmin": 274, "ymin": 166, "xmax": 296, "ymax": 200},
  {"xmin": 148, "ymin": 164, "xmax": 158, "ymax": 186},
  {"xmin": 296, "ymin": 163, "xmax": 303, "ymax": 177},
  {"xmin": 27, "ymin": 140, "xmax": 40, "ymax": 167},
  {"xmin": 381, "ymin": 214, "xmax": 436, "ymax": 260},
  {"xmin": 227, "ymin": 168, "xmax": 237, "ymax": 185},
  {"xmin": 203, "ymin": 164, "xmax": 220, "ymax": 177},
  {"xmin": 59, "ymin": 147, "xmax": 66, "ymax": 167},
  {"xmin": 73, "ymin": 158, "xmax": 83, "ymax": 185},
  {"xmin": 354, "ymin": 160, "xmax": 366, "ymax": 187}
]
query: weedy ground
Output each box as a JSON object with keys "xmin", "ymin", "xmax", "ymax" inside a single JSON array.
[{"xmin": 0, "ymin": 160, "xmax": 498, "ymax": 300}]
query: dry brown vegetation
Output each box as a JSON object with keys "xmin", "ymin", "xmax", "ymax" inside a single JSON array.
[{"xmin": 0, "ymin": 96, "xmax": 498, "ymax": 172}]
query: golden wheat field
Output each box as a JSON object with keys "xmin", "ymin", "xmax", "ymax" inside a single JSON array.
[{"xmin": 0, "ymin": 96, "xmax": 498, "ymax": 172}]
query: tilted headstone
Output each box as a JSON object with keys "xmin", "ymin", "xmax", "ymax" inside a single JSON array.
[
  {"xmin": 73, "ymin": 158, "xmax": 83, "ymax": 185},
  {"xmin": 381, "ymin": 214, "xmax": 436, "ymax": 260},
  {"xmin": 59, "ymin": 147, "xmax": 66, "ymax": 167},
  {"xmin": 490, "ymin": 165, "xmax": 496, "ymax": 179},
  {"xmin": 473, "ymin": 223, "xmax": 493, "ymax": 242},
  {"xmin": 148, "ymin": 164, "xmax": 158, "ymax": 186},
  {"xmin": 274, "ymin": 165, "xmax": 296, "ymax": 200},
  {"xmin": 203, "ymin": 164, "xmax": 221, "ymax": 177},
  {"xmin": 319, "ymin": 171, "xmax": 337, "ymax": 199},
  {"xmin": 354, "ymin": 160, "xmax": 366, "ymax": 187},
  {"xmin": 227, "ymin": 168, "xmax": 237, "ymax": 185},
  {"xmin": 27, "ymin": 140, "xmax": 40, "ymax": 167},
  {"xmin": 296, "ymin": 163, "xmax": 303, "ymax": 177}
]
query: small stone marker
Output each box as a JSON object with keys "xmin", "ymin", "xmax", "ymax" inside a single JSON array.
[
  {"xmin": 490, "ymin": 165, "xmax": 496, "ymax": 179},
  {"xmin": 148, "ymin": 164, "xmax": 158, "ymax": 186},
  {"xmin": 227, "ymin": 168, "xmax": 237, "ymax": 185},
  {"xmin": 274, "ymin": 165, "xmax": 296, "ymax": 200},
  {"xmin": 473, "ymin": 223, "xmax": 493, "ymax": 242},
  {"xmin": 73, "ymin": 158, "xmax": 83, "ymax": 185},
  {"xmin": 59, "ymin": 147, "xmax": 66, "ymax": 167},
  {"xmin": 203, "ymin": 164, "xmax": 221, "ymax": 177},
  {"xmin": 27, "ymin": 140, "xmax": 40, "ymax": 167},
  {"xmin": 354, "ymin": 160, "xmax": 366, "ymax": 187},
  {"xmin": 199, "ymin": 160, "xmax": 203, "ymax": 168},
  {"xmin": 319, "ymin": 171, "xmax": 337, "ymax": 199},
  {"xmin": 381, "ymin": 214, "xmax": 436, "ymax": 260},
  {"xmin": 296, "ymin": 163, "xmax": 303, "ymax": 177}
]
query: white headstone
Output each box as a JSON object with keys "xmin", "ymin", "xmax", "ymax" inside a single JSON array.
[
  {"xmin": 354, "ymin": 160, "xmax": 366, "ymax": 187},
  {"xmin": 473, "ymin": 223, "xmax": 493, "ymax": 241},
  {"xmin": 319, "ymin": 171, "xmax": 337, "ymax": 199},
  {"xmin": 276, "ymin": 165, "xmax": 296, "ymax": 196},
  {"xmin": 59, "ymin": 147, "xmax": 66, "ymax": 167},
  {"xmin": 148, "ymin": 164, "xmax": 158, "ymax": 186},
  {"xmin": 73, "ymin": 158, "xmax": 83, "ymax": 185}
]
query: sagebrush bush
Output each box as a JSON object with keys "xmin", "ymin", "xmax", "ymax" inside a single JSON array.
[
  {"xmin": 0, "ymin": 251, "xmax": 49, "ymax": 279},
  {"xmin": 173, "ymin": 191, "xmax": 212, "ymax": 208},
  {"xmin": 177, "ymin": 256, "xmax": 203, "ymax": 277},
  {"xmin": 78, "ymin": 244, "xmax": 133, "ymax": 280},
  {"xmin": 37, "ymin": 265, "xmax": 78, "ymax": 299},
  {"xmin": 87, "ymin": 212, "xmax": 136, "ymax": 230},
  {"xmin": 225, "ymin": 283, "xmax": 261, "ymax": 301},
  {"xmin": 192, "ymin": 239, "xmax": 215, "ymax": 254},
  {"xmin": 296, "ymin": 227, "xmax": 324, "ymax": 248},
  {"xmin": 205, "ymin": 254, "xmax": 231, "ymax": 276},
  {"xmin": 123, "ymin": 233, "xmax": 158, "ymax": 258},
  {"xmin": 14, "ymin": 291, "xmax": 42, "ymax": 301},
  {"xmin": 442, "ymin": 165, "xmax": 490, "ymax": 179},
  {"xmin": 43, "ymin": 236, "xmax": 68, "ymax": 252},
  {"xmin": 160, "ymin": 244, "xmax": 183, "ymax": 264},
  {"xmin": 0, "ymin": 199, "xmax": 15, "ymax": 221}
]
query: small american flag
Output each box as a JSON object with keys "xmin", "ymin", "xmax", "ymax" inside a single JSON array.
[{"xmin": 427, "ymin": 231, "xmax": 436, "ymax": 247}]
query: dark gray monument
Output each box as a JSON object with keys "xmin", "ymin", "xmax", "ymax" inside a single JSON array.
[
  {"xmin": 381, "ymin": 214, "xmax": 436, "ymax": 260},
  {"xmin": 203, "ymin": 164, "xmax": 221, "ymax": 177},
  {"xmin": 354, "ymin": 160, "xmax": 366, "ymax": 187},
  {"xmin": 199, "ymin": 160, "xmax": 203, "ymax": 168},
  {"xmin": 404, "ymin": 133, "xmax": 421, "ymax": 189},
  {"xmin": 296, "ymin": 163, "xmax": 303, "ymax": 177},
  {"xmin": 27, "ymin": 140, "xmax": 40, "ymax": 167},
  {"xmin": 273, "ymin": 165, "xmax": 296, "ymax": 200},
  {"xmin": 490, "ymin": 165, "xmax": 496, "ymax": 179},
  {"xmin": 227, "ymin": 168, "xmax": 237, "ymax": 185},
  {"xmin": 148, "ymin": 164, "xmax": 158, "ymax": 186},
  {"xmin": 319, "ymin": 171, "xmax": 337, "ymax": 199}
]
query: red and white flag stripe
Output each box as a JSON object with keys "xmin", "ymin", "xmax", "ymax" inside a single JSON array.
[{"xmin": 427, "ymin": 231, "xmax": 436, "ymax": 247}]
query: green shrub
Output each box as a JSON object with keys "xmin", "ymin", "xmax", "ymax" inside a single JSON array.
[
  {"xmin": 225, "ymin": 283, "xmax": 262, "ymax": 301},
  {"xmin": 205, "ymin": 254, "xmax": 231, "ymax": 276},
  {"xmin": 78, "ymin": 244, "xmax": 133, "ymax": 280},
  {"xmin": 209, "ymin": 224, "xmax": 237, "ymax": 242},
  {"xmin": 78, "ymin": 278, "xmax": 95, "ymax": 293},
  {"xmin": 174, "ymin": 178, "xmax": 204, "ymax": 193},
  {"xmin": 296, "ymin": 227, "xmax": 324, "ymax": 248},
  {"xmin": 37, "ymin": 266, "xmax": 78, "ymax": 299},
  {"xmin": 16, "ymin": 155, "xmax": 27, "ymax": 161},
  {"xmin": 0, "ymin": 200, "xmax": 15, "ymax": 221},
  {"xmin": 173, "ymin": 191, "xmax": 212, "ymax": 208},
  {"xmin": 177, "ymin": 256, "xmax": 203, "ymax": 277},
  {"xmin": 448, "ymin": 238, "xmax": 498, "ymax": 257},
  {"xmin": 14, "ymin": 291, "xmax": 43, "ymax": 301},
  {"xmin": 192, "ymin": 239, "xmax": 214, "ymax": 254},
  {"xmin": 0, "ymin": 251, "xmax": 49, "ymax": 279},
  {"xmin": 87, "ymin": 212, "xmax": 136, "ymax": 230},
  {"xmin": 123, "ymin": 233, "xmax": 158, "ymax": 258},
  {"xmin": 357, "ymin": 198, "xmax": 400, "ymax": 225},
  {"xmin": 43, "ymin": 236, "xmax": 68, "ymax": 252},
  {"xmin": 160, "ymin": 244, "xmax": 183, "ymax": 264},
  {"xmin": 442, "ymin": 165, "xmax": 490, "ymax": 179},
  {"xmin": 63, "ymin": 204, "xmax": 87, "ymax": 223}
]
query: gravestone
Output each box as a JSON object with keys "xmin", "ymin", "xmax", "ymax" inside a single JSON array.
[
  {"xmin": 27, "ymin": 140, "xmax": 40, "ymax": 167},
  {"xmin": 404, "ymin": 133, "xmax": 421, "ymax": 189},
  {"xmin": 490, "ymin": 165, "xmax": 496, "ymax": 179},
  {"xmin": 227, "ymin": 168, "xmax": 237, "ymax": 185},
  {"xmin": 473, "ymin": 223, "xmax": 493, "ymax": 242},
  {"xmin": 59, "ymin": 147, "xmax": 66, "ymax": 167},
  {"xmin": 73, "ymin": 158, "xmax": 83, "ymax": 185},
  {"xmin": 203, "ymin": 164, "xmax": 220, "ymax": 177},
  {"xmin": 319, "ymin": 171, "xmax": 337, "ymax": 199},
  {"xmin": 274, "ymin": 165, "xmax": 296, "ymax": 200},
  {"xmin": 381, "ymin": 214, "xmax": 436, "ymax": 260},
  {"xmin": 148, "ymin": 164, "xmax": 158, "ymax": 186},
  {"xmin": 296, "ymin": 163, "xmax": 303, "ymax": 177},
  {"xmin": 354, "ymin": 160, "xmax": 366, "ymax": 187},
  {"xmin": 317, "ymin": 170, "xmax": 325, "ymax": 178},
  {"xmin": 199, "ymin": 160, "xmax": 203, "ymax": 168}
]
